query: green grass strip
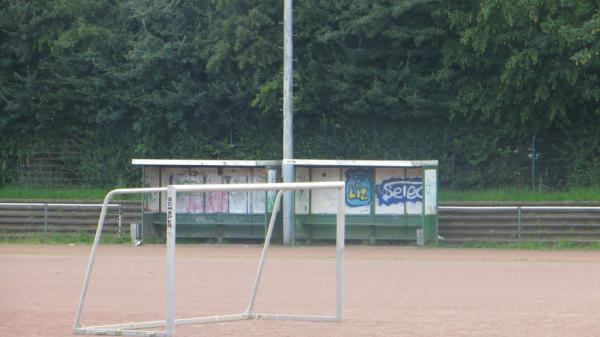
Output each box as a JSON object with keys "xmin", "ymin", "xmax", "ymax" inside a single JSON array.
[
  {"xmin": 440, "ymin": 186, "xmax": 600, "ymax": 202},
  {"xmin": 431, "ymin": 240, "xmax": 600, "ymax": 250},
  {"xmin": 0, "ymin": 186, "xmax": 140, "ymax": 200},
  {"xmin": 2, "ymin": 185, "xmax": 600, "ymax": 202},
  {"xmin": 0, "ymin": 233, "xmax": 131, "ymax": 244}
]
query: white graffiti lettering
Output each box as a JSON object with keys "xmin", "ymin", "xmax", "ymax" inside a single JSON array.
[{"xmin": 376, "ymin": 178, "xmax": 423, "ymax": 206}]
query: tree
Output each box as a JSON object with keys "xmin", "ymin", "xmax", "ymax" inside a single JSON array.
[
  {"xmin": 442, "ymin": 0, "xmax": 600, "ymax": 136},
  {"xmin": 292, "ymin": 0, "xmax": 449, "ymax": 158}
]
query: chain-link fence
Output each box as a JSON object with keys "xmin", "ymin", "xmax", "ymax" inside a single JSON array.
[
  {"xmin": 9, "ymin": 137, "xmax": 595, "ymax": 189},
  {"xmin": 439, "ymin": 154, "xmax": 574, "ymax": 190},
  {"xmin": 18, "ymin": 143, "xmax": 81, "ymax": 186}
]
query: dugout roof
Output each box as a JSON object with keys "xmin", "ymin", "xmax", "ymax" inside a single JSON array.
[
  {"xmin": 131, "ymin": 159, "xmax": 281, "ymax": 167},
  {"xmin": 284, "ymin": 159, "xmax": 438, "ymax": 167}
]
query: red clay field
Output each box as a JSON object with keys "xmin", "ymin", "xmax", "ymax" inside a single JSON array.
[{"xmin": 1, "ymin": 244, "xmax": 600, "ymax": 337}]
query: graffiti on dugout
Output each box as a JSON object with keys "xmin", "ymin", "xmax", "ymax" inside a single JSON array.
[
  {"xmin": 345, "ymin": 169, "xmax": 372, "ymax": 207},
  {"xmin": 376, "ymin": 177, "xmax": 423, "ymax": 206}
]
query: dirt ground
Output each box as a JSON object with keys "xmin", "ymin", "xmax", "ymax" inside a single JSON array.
[{"xmin": 1, "ymin": 244, "xmax": 600, "ymax": 337}]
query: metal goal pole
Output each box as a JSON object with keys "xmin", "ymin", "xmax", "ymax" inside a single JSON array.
[
  {"xmin": 74, "ymin": 182, "xmax": 345, "ymax": 337},
  {"xmin": 73, "ymin": 187, "xmax": 167, "ymax": 333},
  {"xmin": 244, "ymin": 190, "xmax": 284, "ymax": 316},
  {"xmin": 336, "ymin": 185, "xmax": 345, "ymax": 320},
  {"xmin": 165, "ymin": 186, "xmax": 176, "ymax": 337}
]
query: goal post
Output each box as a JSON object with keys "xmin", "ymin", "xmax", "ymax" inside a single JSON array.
[{"xmin": 73, "ymin": 182, "xmax": 346, "ymax": 337}]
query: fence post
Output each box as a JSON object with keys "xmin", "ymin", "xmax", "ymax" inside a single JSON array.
[
  {"xmin": 517, "ymin": 207, "xmax": 522, "ymax": 240},
  {"xmin": 44, "ymin": 202, "xmax": 48, "ymax": 241},
  {"xmin": 530, "ymin": 135, "xmax": 536, "ymax": 190},
  {"xmin": 118, "ymin": 205, "xmax": 122, "ymax": 238}
]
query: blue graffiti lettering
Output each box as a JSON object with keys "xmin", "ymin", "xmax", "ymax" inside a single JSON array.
[
  {"xmin": 376, "ymin": 177, "xmax": 423, "ymax": 206},
  {"xmin": 345, "ymin": 169, "xmax": 372, "ymax": 207}
]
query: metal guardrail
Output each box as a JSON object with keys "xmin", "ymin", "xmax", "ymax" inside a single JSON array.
[
  {"xmin": 438, "ymin": 205, "xmax": 600, "ymax": 241},
  {"xmin": 0, "ymin": 202, "xmax": 122, "ymax": 241},
  {"xmin": 439, "ymin": 206, "xmax": 600, "ymax": 211}
]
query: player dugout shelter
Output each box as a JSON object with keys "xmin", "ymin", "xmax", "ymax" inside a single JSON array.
[{"xmin": 132, "ymin": 158, "xmax": 438, "ymax": 243}]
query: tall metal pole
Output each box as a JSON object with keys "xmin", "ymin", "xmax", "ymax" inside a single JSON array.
[{"xmin": 282, "ymin": 0, "xmax": 294, "ymax": 245}]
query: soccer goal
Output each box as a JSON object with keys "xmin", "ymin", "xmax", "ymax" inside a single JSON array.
[{"xmin": 73, "ymin": 181, "xmax": 346, "ymax": 337}]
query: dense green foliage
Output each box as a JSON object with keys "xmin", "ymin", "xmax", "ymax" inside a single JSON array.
[
  {"xmin": 1, "ymin": 0, "xmax": 599, "ymax": 188},
  {"xmin": 442, "ymin": 0, "xmax": 600, "ymax": 187}
]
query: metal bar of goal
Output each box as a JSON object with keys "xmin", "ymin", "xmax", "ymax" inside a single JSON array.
[{"xmin": 73, "ymin": 181, "xmax": 346, "ymax": 337}]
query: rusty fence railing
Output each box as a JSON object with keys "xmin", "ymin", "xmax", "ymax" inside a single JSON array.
[
  {"xmin": 438, "ymin": 205, "xmax": 600, "ymax": 242},
  {"xmin": 0, "ymin": 202, "xmax": 123, "ymax": 240}
]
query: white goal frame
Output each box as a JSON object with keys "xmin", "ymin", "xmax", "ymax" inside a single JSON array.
[{"xmin": 73, "ymin": 181, "xmax": 346, "ymax": 337}]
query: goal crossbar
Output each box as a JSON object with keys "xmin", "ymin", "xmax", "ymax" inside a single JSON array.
[{"xmin": 73, "ymin": 182, "xmax": 346, "ymax": 337}]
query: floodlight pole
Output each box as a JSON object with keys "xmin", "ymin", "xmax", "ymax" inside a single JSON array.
[{"xmin": 282, "ymin": 0, "xmax": 294, "ymax": 245}]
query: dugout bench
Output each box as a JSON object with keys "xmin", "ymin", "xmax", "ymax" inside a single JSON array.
[{"xmin": 132, "ymin": 158, "xmax": 438, "ymax": 244}]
